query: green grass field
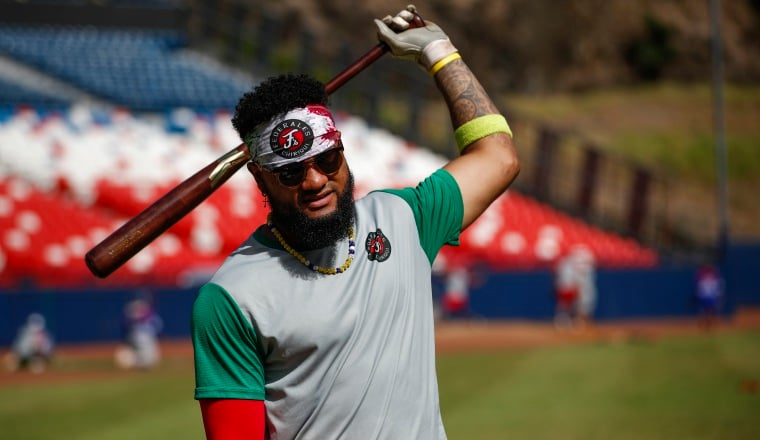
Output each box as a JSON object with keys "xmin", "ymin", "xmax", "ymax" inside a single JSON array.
[
  {"xmin": 2, "ymin": 328, "xmax": 759, "ymax": 440},
  {"xmin": 437, "ymin": 329, "xmax": 760, "ymax": 440}
]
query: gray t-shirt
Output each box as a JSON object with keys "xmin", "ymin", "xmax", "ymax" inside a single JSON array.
[{"xmin": 192, "ymin": 169, "xmax": 463, "ymax": 440}]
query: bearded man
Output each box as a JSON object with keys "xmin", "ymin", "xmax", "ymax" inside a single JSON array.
[{"xmin": 191, "ymin": 6, "xmax": 520, "ymax": 439}]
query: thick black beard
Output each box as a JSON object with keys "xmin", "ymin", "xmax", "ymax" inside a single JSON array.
[{"xmin": 268, "ymin": 172, "xmax": 356, "ymax": 250}]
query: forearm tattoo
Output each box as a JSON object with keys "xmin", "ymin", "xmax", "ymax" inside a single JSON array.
[{"xmin": 435, "ymin": 59, "xmax": 500, "ymax": 128}]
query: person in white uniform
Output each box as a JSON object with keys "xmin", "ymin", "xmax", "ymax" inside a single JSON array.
[
  {"xmin": 4, "ymin": 312, "xmax": 54, "ymax": 374},
  {"xmin": 191, "ymin": 5, "xmax": 520, "ymax": 439}
]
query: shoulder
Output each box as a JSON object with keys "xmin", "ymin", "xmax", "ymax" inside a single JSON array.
[
  {"xmin": 373, "ymin": 169, "xmax": 459, "ymax": 201},
  {"xmin": 212, "ymin": 233, "xmax": 275, "ymax": 283},
  {"xmin": 354, "ymin": 190, "xmax": 417, "ymax": 229}
]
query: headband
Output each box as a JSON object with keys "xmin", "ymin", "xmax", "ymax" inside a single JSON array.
[{"xmin": 245, "ymin": 105, "xmax": 340, "ymax": 170}]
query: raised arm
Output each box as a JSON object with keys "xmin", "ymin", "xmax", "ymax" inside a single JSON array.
[
  {"xmin": 435, "ymin": 56, "xmax": 519, "ymax": 229},
  {"xmin": 376, "ymin": 5, "xmax": 519, "ymax": 229}
]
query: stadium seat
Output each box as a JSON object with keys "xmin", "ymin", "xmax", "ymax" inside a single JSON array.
[
  {"xmin": 0, "ymin": 56, "xmax": 659, "ymax": 287},
  {"xmin": 0, "ymin": 25, "xmax": 250, "ymax": 111}
]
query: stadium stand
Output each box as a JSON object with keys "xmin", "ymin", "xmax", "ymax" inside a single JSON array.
[
  {"xmin": 0, "ymin": 25, "xmax": 250, "ymax": 111},
  {"xmin": 3, "ymin": 0, "xmax": 759, "ymax": 342},
  {"xmin": 0, "ymin": 77, "xmax": 71, "ymax": 109},
  {"xmin": 0, "ymin": 105, "xmax": 658, "ymax": 288},
  {"xmin": 0, "ymin": 22, "xmax": 658, "ymax": 288}
]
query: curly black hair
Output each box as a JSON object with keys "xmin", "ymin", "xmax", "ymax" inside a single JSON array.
[{"xmin": 231, "ymin": 73, "xmax": 329, "ymax": 141}]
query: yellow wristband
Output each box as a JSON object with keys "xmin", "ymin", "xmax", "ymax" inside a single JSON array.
[
  {"xmin": 428, "ymin": 52, "xmax": 462, "ymax": 76},
  {"xmin": 454, "ymin": 114, "xmax": 513, "ymax": 153}
]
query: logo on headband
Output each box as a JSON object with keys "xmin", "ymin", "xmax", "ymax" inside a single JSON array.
[{"xmin": 270, "ymin": 119, "xmax": 314, "ymax": 159}]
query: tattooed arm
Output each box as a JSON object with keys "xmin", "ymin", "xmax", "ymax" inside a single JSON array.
[
  {"xmin": 436, "ymin": 59, "xmax": 520, "ymax": 229},
  {"xmin": 375, "ymin": 6, "xmax": 519, "ymax": 230}
]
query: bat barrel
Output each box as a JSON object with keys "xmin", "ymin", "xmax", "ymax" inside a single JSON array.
[{"xmin": 85, "ymin": 144, "xmax": 249, "ymax": 278}]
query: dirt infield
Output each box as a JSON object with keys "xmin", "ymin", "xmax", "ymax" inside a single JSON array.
[
  {"xmin": 435, "ymin": 307, "xmax": 760, "ymax": 352},
  {"xmin": 2, "ymin": 308, "xmax": 759, "ymax": 386}
]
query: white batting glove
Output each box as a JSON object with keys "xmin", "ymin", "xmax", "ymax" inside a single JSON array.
[{"xmin": 374, "ymin": 5, "xmax": 458, "ymax": 72}]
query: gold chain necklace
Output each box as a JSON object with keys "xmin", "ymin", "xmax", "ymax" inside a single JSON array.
[{"xmin": 268, "ymin": 218, "xmax": 356, "ymax": 275}]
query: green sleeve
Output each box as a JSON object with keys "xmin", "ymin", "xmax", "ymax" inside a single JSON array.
[
  {"xmin": 377, "ymin": 168, "xmax": 464, "ymax": 264},
  {"xmin": 191, "ymin": 283, "xmax": 265, "ymax": 400}
]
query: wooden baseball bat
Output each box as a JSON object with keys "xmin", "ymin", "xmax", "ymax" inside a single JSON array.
[{"xmin": 85, "ymin": 13, "xmax": 425, "ymax": 278}]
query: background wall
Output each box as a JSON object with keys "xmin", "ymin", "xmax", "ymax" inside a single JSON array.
[{"xmin": 3, "ymin": 243, "xmax": 757, "ymax": 346}]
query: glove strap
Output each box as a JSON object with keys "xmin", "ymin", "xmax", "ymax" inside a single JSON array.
[{"xmin": 420, "ymin": 39, "xmax": 458, "ymax": 71}]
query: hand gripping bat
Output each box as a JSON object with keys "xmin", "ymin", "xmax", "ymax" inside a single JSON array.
[{"xmin": 85, "ymin": 12, "xmax": 426, "ymax": 278}]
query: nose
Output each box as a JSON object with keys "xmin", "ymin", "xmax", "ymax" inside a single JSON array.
[{"xmin": 300, "ymin": 162, "xmax": 329, "ymax": 189}]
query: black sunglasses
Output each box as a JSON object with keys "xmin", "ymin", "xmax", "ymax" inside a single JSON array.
[{"xmin": 270, "ymin": 145, "xmax": 345, "ymax": 187}]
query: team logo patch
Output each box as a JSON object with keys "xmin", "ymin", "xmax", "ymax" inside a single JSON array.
[
  {"xmin": 270, "ymin": 119, "xmax": 314, "ymax": 158},
  {"xmin": 365, "ymin": 229, "xmax": 392, "ymax": 262}
]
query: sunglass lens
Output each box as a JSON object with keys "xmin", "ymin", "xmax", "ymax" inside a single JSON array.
[
  {"xmin": 316, "ymin": 149, "xmax": 343, "ymax": 174},
  {"xmin": 278, "ymin": 167, "xmax": 304, "ymax": 186},
  {"xmin": 274, "ymin": 148, "xmax": 343, "ymax": 187}
]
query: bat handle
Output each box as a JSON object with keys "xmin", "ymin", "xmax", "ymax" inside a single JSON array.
[{"xmin": 325, "ymin": 12, "xmax": 426, "ymax": 94}]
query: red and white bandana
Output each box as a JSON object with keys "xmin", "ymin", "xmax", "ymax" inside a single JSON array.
[{"xmin": 246, "ymin": 105, "xmax": 340, "ymax": 170}]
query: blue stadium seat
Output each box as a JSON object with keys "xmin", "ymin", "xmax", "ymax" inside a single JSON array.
[
  {"xmin": 0, "ymin": 77, "xmax": 71, "ymax": 108},
  {"xmin": 0, "ymin": 25, "xmax": 251, "ymax": 111}
]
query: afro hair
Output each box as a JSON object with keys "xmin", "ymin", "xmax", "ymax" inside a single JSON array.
[{"xmin": 232, "ymin": 73, "xmax": 329, "ymax": 142}]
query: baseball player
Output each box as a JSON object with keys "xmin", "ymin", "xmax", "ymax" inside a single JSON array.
[
  {"xmin": 695, "ymin": 264, "xmax": 723, "ymax": 329},
  {"xmin": 115, "ymin": 297, "xmax": 163, "ymax": 370},
  {"xmin": 4, "ymin": 313, "xmax": 55, "ymax": 374},
  {"xmin": 191, "ymin": 6, "xmax": 519, "ymax": 439}
]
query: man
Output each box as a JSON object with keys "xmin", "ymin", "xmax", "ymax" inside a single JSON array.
[
  {"xmin": 572, "ymin": 244, "xmax": 597, "ymax": 329},
  {"xmin": 4, "ymin": 313, "xmax": 54, "ymax": 374},
  {"xmin": 191, "ymin": 5, "xmax": 519, "ymax": 439},
  {"xmin": 115, "ymin": 296, "xmax": 163, "ymax": 370},
  {"xmin": 553, "ymin": 250, "xmax": 579, "ymax": 329},
  {"xmin": 695, "ymin": 264, "xmax": 723, "ymax": 330}
]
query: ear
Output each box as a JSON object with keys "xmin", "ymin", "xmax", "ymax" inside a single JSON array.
[
  {"xmin": 247, "ymin": 161, "xmax": 261, "ymax": 179},
  {"xmin": 247, "ymin": 162, "xmax": 268, "ymax": 192}
]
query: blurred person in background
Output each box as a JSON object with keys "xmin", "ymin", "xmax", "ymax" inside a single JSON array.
[
  {"xmin": 114, "ymin": 295, "xmax": 163, "ymax": 370},
  {"xmin": 190, "ymin": 5, "xmax": 519, "ymax": 439},
  {"xmin": 4, "ymin": 312, "xmax": 55, "ymax": 374},
  {"xmin": 695, "ymin": 264, "xmax": 724, "ymax": 330},
  {"xmin": 553, "ymin": 244, "xmax": 597, "ymax": 330},
  {"xmin": 553, "ymin": 250, "xmax": 579, "ymax": 329},
  {"xmin": 572, "ymin": 244, "xmax": 597, "ymax": 328},
  {"xmin": 438, "ymin": 259, "xmax": 488, "ymax": 320},
  {"xmin": 441, "ymin": 265, "xmax": 472, "ymax": 319}
]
